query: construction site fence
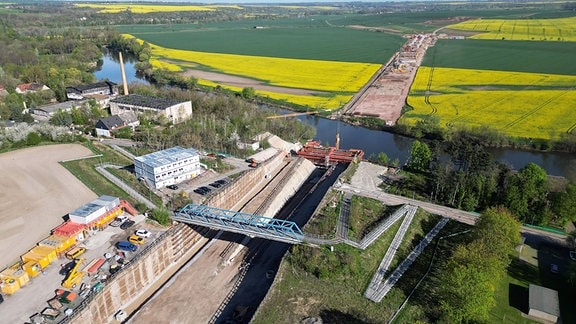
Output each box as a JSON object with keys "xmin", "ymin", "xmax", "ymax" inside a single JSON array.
[{"xmin": 523, "ymin": 224, "xmax": 566, "ymax": 236}]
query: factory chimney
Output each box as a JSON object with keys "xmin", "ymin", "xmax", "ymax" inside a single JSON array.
[{"xmin": 119, "ymin": 52, "xmax": 129, "ymax": 95}]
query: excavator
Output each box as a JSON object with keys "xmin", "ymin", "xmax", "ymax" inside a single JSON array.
[{"xmin": 62, "ymin": 258, "xmax": 85, "ymax": 289}]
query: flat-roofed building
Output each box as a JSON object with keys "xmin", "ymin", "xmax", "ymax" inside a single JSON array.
[
  {"xmin": 528, "ymin": 284, "xmax": 560, "ymax": 323},
  {"xmin": 134, "ymin": 146, "xmax": 202, "ymax": 189},
  {"xmin": 110, "ymin": 94, "xmax": 192, "ymax": 124},
  {"xmin": 68, "ymin": 195, "xmax": 120, "ymax": 225},
  {"xmin": 66, "ymin": 81, "xmax": 118, "ymax": 100}
]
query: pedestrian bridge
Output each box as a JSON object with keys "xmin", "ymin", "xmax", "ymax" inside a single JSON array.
[{"xmin": 172, "ymin": 204, "xmax": 304, "ymax": 244}]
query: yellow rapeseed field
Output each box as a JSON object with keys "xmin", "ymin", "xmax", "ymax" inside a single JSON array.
[
  {"xmin": 75, "ymin": 4, "xmax": 242, "ymax": 14},
  {"xmin": 127, "ymin": 36, "xmax": 380, "ymax": 110},
  {"xmin": 447, "ymin": 16, "xmax": 576, "ymax": 41},
  {"xmin": 404, "ymin": 67, "xmax": 576, "ymax": 139}
]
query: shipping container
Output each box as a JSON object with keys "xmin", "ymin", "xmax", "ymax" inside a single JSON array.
[
  {"xmin": 31, "ymin": 245, "xmax": 57, "ymax": 263},
  {"xmin": 0, "ymin": 263, "xmax": 30, "ymax": 287},
  {"xmin": 22, "ymin": 261, "xmax": 41, "ymax": 278},
  {"xmin": 1, "ymin": 278, "xmax": 20, "ymax": 295}
]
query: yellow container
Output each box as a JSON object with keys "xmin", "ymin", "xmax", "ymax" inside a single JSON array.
[
  {"xmin": 22, "ymin": 261, "xmax": 41, "ymax": 278},
  {"xmin": 1, "ymin": 278, "xmax": 21, "ymax": 295},
  {"xmin": 0, "ymin": 263, "xmax": 30, "ymax": 287},
  {"xmin": 31, "ymin": 246, "xmax": 57, "ymax": 263},
  {"xmin": 21, "ymin": 251, "xmax": 51, "ymax": 269},
  {"xmin": 38, "ymin": 235, "xmax": 76, "ymax": 255}
]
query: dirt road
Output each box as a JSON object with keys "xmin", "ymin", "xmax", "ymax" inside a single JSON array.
[{"xmin": 0, "ymin": 144, "xmax": 97, "ymax": 269}]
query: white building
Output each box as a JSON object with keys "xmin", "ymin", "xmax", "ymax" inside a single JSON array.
[
  {"xmin": 109, "ymin": 94, "xmax": 192, "ymax": 124},
  {"xmin": 69, "ymin": 195, "xmax": 120, "ymax": 225},
  {"xmin": 134, "ymin": 146, "xmax": 202, "ymax": 189}
]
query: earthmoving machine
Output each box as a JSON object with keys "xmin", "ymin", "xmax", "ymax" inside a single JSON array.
[{"xmin": 62, "ymin": 258, "xmax": 85, "ymax": 289}]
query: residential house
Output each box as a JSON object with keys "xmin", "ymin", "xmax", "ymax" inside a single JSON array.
[
  {"xmin": 95, "ymin": 111, "xmax": 140, "ymax": 137},
  {"xmin": 15, "ymin": 83, "xmax": 50, "ymax": 94}
]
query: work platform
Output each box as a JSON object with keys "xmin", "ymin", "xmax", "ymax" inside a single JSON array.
[{"xmin": 173, "ymin": 204, "xmax": 304, "ymax": 244}]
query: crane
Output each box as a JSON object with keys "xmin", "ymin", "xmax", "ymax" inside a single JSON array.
[{"xmin": 62, "ymin": 258, "xmax": 85, "ymax": 289}]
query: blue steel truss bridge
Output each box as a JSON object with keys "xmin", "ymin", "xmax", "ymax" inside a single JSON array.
[{"xmin": 173, "ymin": 204, "xmax": 305, "ymax": 244}]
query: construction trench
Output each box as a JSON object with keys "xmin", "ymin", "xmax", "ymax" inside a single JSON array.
[{"xmin": 66, "ymin": 149, "xmax": 332, "ymax": 323}]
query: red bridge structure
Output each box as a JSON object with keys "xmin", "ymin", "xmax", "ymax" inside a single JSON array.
[{"xmin": 296, "ymin": 140, "xmax": 364, "ymax": 166}]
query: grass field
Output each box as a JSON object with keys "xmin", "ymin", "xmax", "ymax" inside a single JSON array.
[
  {"xmin": 253, "ymin": 208, "xmax": 437, "ymax": 323},
  {"xmin": 404, "ymin": 66, "xmax": 576, "ymax": 140},
  {"xmin": 423, "ymin": 39, "xmax": 576, "ymax": 75},
  {"xmin": 448, "ymin": 16, "xmax": 576, "ymax": 41},
  {"xmin": 118, "ymin": 21, "xmax": 404, "ymax": 63}
]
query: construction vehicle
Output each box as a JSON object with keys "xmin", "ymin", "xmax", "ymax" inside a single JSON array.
[{"xmin": 62, "ymin": 258, "xmax": 84, "ymax": 289}]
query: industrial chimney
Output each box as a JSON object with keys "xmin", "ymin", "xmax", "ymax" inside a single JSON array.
[{"xmin": 119, "ymin": 52, "xmax": 129, "ymax": 95}]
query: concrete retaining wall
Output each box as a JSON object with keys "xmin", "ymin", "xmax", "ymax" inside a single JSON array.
[
  {"xmin": 68, "ymin": 224, "xmax": 205, "ymax": 323},
  {"xmin": 259, "ymin": 157, "xmax": 316, "ymax": 217},
  {"xmin": 205, "ymin": 151, "xmax": 287, "ymax": 210}
]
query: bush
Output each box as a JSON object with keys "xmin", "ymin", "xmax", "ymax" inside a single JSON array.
[{"xmin": 150, "ymin": 207, "xmax": 172, "ymax": 226}]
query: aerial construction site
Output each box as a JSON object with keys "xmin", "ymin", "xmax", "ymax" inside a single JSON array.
[{"xmin": 343, "ymin": 34, "xmax": 437, "ymax": 125}]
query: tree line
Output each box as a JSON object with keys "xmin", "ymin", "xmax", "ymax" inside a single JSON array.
[{"xmin": 402, "ymin": 135, "xmax": 576, "ymax": 228}]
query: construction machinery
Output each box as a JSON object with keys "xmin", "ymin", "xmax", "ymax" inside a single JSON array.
[{"xmin": 62, "ymin": 258, "xmax": 84, "ymax": 289}]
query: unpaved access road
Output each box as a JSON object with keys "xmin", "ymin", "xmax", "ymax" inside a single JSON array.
[{"xmin": 0, "ymin": 144, "xmax": 97, "ymax": 269}]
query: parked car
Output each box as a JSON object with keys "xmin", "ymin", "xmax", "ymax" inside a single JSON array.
[
  {"xmin": 209, "ymin": 182, "xmax": 223, "ymax": 188},
  {"xmin": 135, "ymin": 229, "xmax": 151, "ymax": 238},
  {"xmin": 128, "ymin": 235, "xmax": 146, "ymax": 245},
  {"xmin": 116, "ymin": 241, "xmax": 137, "ymax": 252},
  {"xmin": 110, "ymin": 215, "xmax": 129, "ymax": 227},
  {"xmin": 550, "ymin": 263, "xmax": 559, "ymax": 274},
  {"xmin": 215, "ymin": 179, "xmax": 228, "ymax": 185},
  {"xmin": 167, "ymin": 184, "xmax": 179, "ymax": 190},
  {"xmin": 120, "ymin": 220, "xmax": 135, "ymax": 230}
]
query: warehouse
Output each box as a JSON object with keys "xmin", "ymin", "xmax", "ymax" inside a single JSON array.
[
  {"xmin": 134, "ymin": 146, "xmax": 202, "ymax": 189},
  {"xmin": 109, "ymin": 94, "xmax": 192, "ymax": 124}
]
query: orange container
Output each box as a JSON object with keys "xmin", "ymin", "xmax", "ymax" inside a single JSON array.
[
  {"xmin": 31, "ymin": 246, "xmax": 57, "ymax": 263},
  {"xmin": 39, "ymin": 235, "xmax": 76, "ymax": 255},
  {"xmin": 0, "ymin": 263, "xmax": 30, "ymax": 287},
  {"xmin": 1, "ymin": 278, "xmax": 20, "ymax": 295},
  {"xmin": 22, "ymin": 261, "xmax": 41, "ymax": 278},
  {"xmin": 21, "ymin": 251, "xmax": 50, "ymax": 269}
]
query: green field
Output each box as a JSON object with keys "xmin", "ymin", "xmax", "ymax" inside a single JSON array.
[
  {"xmin": 118, "ymin": 19, "xmax": 404, "ymax": 63},
  {"xmin": 424, "ymin": 39, "xmax": 576, "ymax": 75}
]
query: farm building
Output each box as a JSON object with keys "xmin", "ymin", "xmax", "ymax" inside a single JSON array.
[
  {"xmin": 66, "ymin": 81, "xmax": 119, "ymax": 100},
  {"xmin": 31, "ymin": 100, "xmax": 88, "ymax": 119},
  {"xmin": 95, "ymin": 111, "xmax": 140, "ymax": 137},
  {"xmin": 109, "ymin": 94, "xmax": 192, "ymax": 124},
  {"xmin": 528, "ymin": 284, "xmax": 560, "ymax": 323},
  {"xmin": 134, "ymin": 146, "xmax": 202, "ymax": 189}
]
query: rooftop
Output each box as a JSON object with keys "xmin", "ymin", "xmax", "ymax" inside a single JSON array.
[
  {"xmin": 135, "ymin": 146, "xmax": 199, "ymax": 169},
  {"xmin": 110, "ymin": 94, "xmax": 186, "ymax": 110},
  {"xmin": 66, "ymin": 81, "xmax": 117, "ymax": 93},
  {"xmin": 529, "ymin": 284, "xmax": 560, "ymax": 316}
]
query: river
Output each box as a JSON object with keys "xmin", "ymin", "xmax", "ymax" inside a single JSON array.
[{"xmin": 94, "ymin": 53, "xmax": 575, "ymax": 178}]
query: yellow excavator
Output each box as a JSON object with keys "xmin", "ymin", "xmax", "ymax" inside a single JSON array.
[{"xmin": 62, "ymin": 258, "xmax": 85, "ymax": 289}]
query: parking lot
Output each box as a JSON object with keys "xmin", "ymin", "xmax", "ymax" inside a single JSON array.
[{"xmin": 2, "ymin": 213, "xmax": 165, "ymax": 323}]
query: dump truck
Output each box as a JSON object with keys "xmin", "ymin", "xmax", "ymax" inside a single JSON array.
[{"xmin": 62, "ymin": 258, "xmax": 84, "ymax": 289}]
